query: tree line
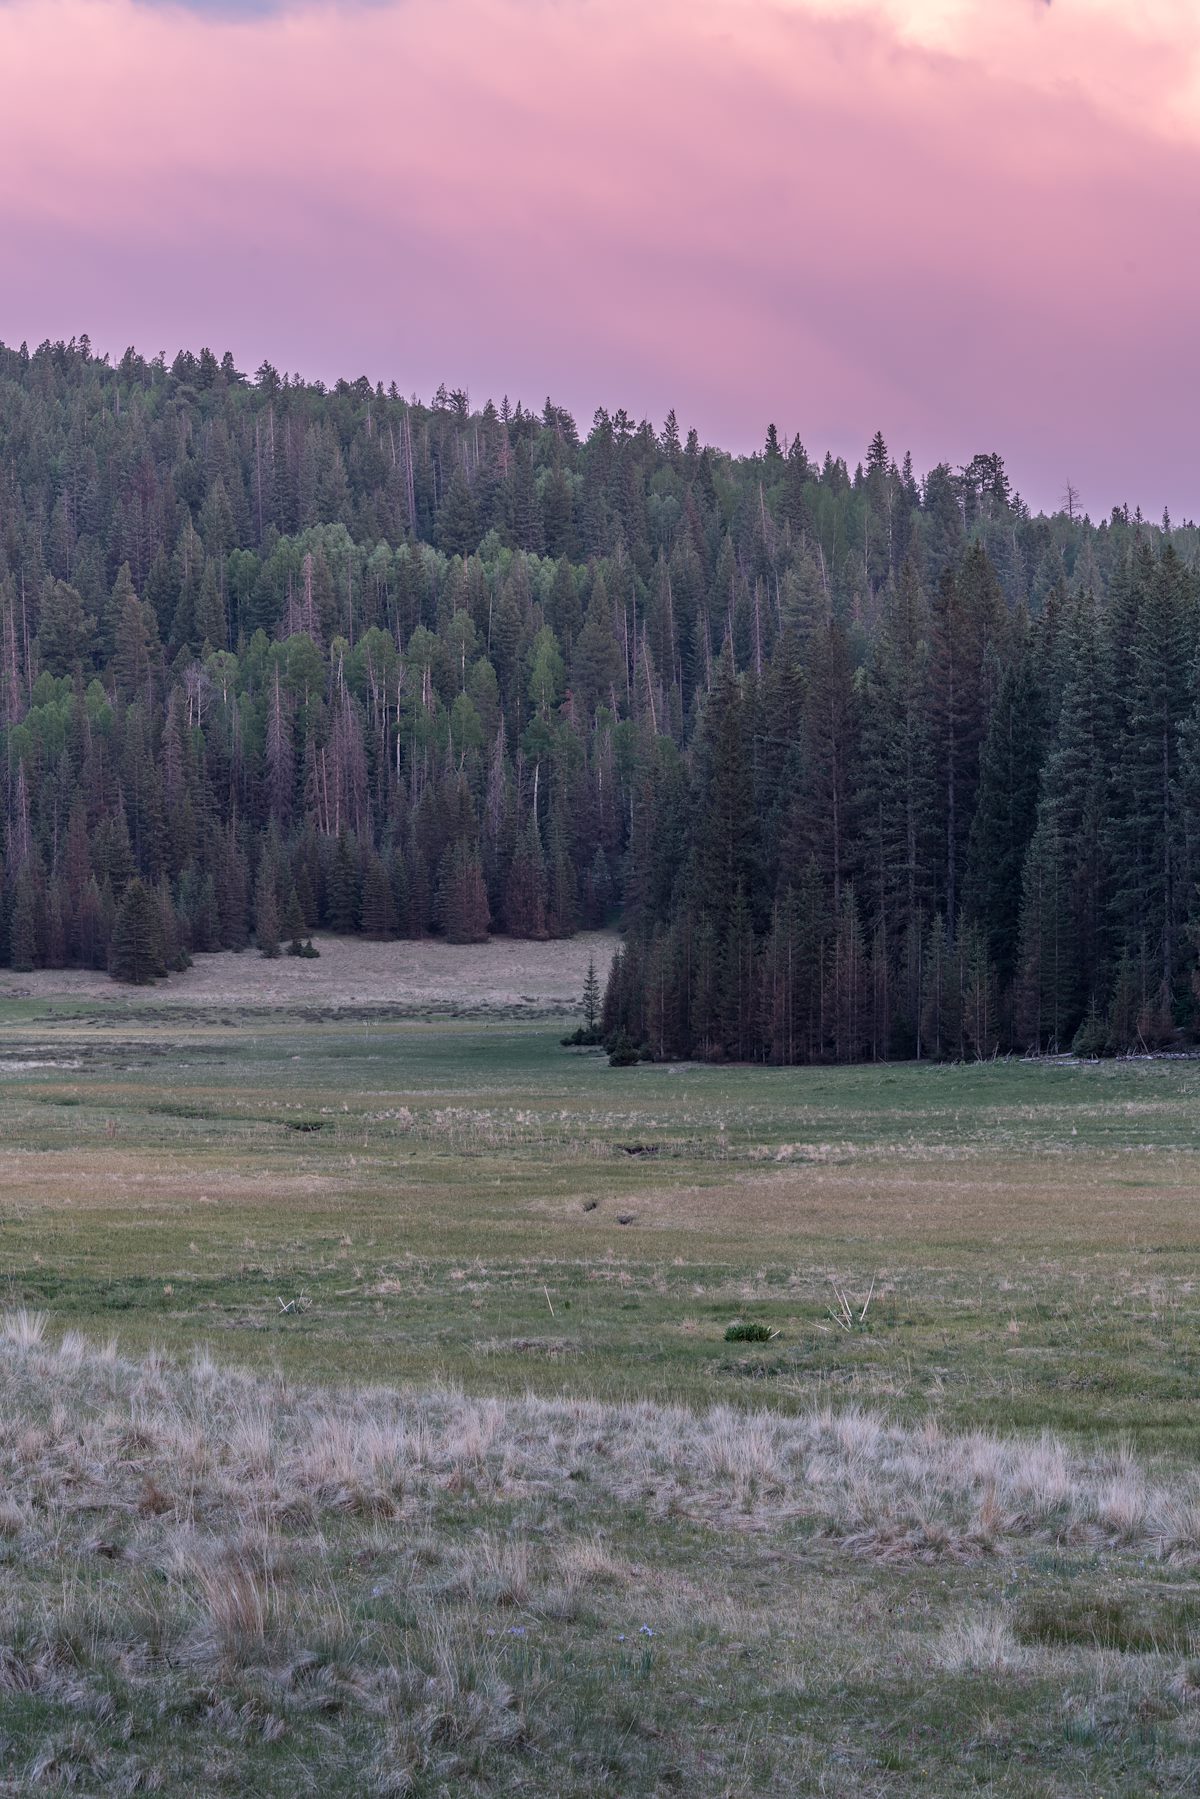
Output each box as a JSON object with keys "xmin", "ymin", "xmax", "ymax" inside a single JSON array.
[{"xmin": 0, "ymin": 335, "xmax": 1196, "ymax": 1053}]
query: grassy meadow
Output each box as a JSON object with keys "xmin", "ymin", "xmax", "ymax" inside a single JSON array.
[{"xmin": 1, "ymin": 960, "xmax": 1200, "ymax": 1794}]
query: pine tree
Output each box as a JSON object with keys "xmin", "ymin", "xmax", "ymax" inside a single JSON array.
[
  {"xmin": 788, "ymin": 616, "xmax": 858, "ymax": 912},
  {"xmin": 544, "ymin": 801, "xmax": 576, "ymax": 938},
  {"xmin": 438, "ymin": 466, "xmax": 480, "ymax": 558},
  {"xmin": 541, "ymin": 463, "xmax": 576, "ymax": 560},
  {"xmin": 281, "ymin": 885, "xmax": 306, "ymax": 950},
  {"xmin": 504, "ymin": 814, "xmax": 548, "ymax": 938},
  {"xmin": 860, "ymin": 558, "xmax": 936, "ymax": 1031},
  {"xmin": 265, "ymin": 664, "xmax": 295, "ymax": 825},
  {"xmin": 719, "ymin": 885, "xmax": 757, "ymax": 1060},
  {"xmin": 581, "ymin": 955, "xmax": 601, "ymax": 1034},
  {"xmin": 1033, "ymin": 591, "xmax": 1110, "ymax": 1026},
  {"xmin": 691, "ymin": 652, "xmax": 757, "ymax": 937},
  {"xmin": 8, "ymin": 870, "xmax": 40, "ymax": 973},
  {"xmin": 113, "ymin": 588, "xmax": 160, "ymax": 705},
  {"xmin": 435, "ymin": 839, "xmax": 490, "ymax": 943},
  {"xmin": 929, "ymin": 547, "xmax": 1002, "ymax": 929},
  {"xmin": 510, "ymin": 438, "xmax": 544, "ymax": 553},
  {"xmin": 571, "ymin": 571, "xmax": 622, "ymax": 719},
  {"xmin": 327, "ymin": 831, "xmax": 360, "ymax": 933},
  {"xmin": 361, "ymin": 854, "xmax": 396, "ymax": 938},
  {"xmin": 109, "ymin": 878, "xmax": 167, "ymax": 984},
  {"xmin": 1107, "ymin": 545, "xmax": 1195, "ymax": 1014},
  {"xmin": 37, "ymin": 577, "xmax": 96, "ymax": 676},
  {"xmin": 959, "ymin": 918, "xmax": 998, "ymax": 1059},
  {"xmin": 1015, "ymin": 818, "xmax": 1072, "ymax": 1051},
  {"xmin": 964, "ymin": 645, "xmax": 1045, "ymax": 991},
  {"xmin": 827, "ymin": 884, "xmax": 869, "ymax": 1063},
  {"xmin": 255, "ymin": 861, "xmax": 281, "ymax": 958},
  {"xmin": 920, "ymin": 913, "xmax": 959, "ymax": 1060},
  {"xmin": 547, "ymin": 557, "xmax": 583, "ymax": 653}
]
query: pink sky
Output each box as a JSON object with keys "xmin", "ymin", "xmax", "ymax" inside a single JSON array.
[{"xmin": 0, "ymin": 0, "xmax": 1197, "ymax": 516}]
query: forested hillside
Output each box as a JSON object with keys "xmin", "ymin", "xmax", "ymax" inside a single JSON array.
[{"xmin": 0, "ymin": 335, "xmax": 1197, "ymax": 1056}]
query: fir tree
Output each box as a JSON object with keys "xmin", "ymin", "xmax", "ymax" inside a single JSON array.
[
  {"xmin": 361, "ymin": 855, "xmax": 396, "ymax": 938},
  {"xmin": 581, "ymin": 954, "xmax": 601, "ymax": 1034},
  {"xmin": 964, "ymin": 645, "xmax": 1044, "ymax": 990},
  {"xmin": 110, "ymin": 879, "xmax": 166, "ymax": 985},
  {"xmin": 255, "ymin": 862, "xmax": 281, "ymax": 958},
  {"xmin": 281, "ymin": 885, "xmax": 306, "ymax": 951},
  {"xmin": 327, "ymin": 831, "xmax": 360, "ymax": 933},
  {"xmin": 436, "ymin": 840, "xmax": 490, "ymax": 942},
  {"xmin": 8, "ymin": 870, "xmax": 40, "ymax": 973}
]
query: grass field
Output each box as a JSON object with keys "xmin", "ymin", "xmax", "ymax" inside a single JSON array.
[{"xmin": 2, "ymin": 945, "xmax": 1200, "ymax": 1794}]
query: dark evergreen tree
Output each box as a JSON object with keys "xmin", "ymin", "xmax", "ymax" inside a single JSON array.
[
  {"xmin": 581, "ymin": 954, "xmax": 601, "ymax": 1033},
  {"xmin": 255, "ymin": 860, "xmax": 281, "ymax": 957},
  {"xmin": 964, "ymin": 643, "xmax": 1044, "ymax": 990},
  {"xmin": 110, "ymin": 878, "xmax": 166, "ymax": 984}
]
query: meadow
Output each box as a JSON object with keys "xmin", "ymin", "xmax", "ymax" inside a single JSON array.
[{"xmin": 1, "ymin": 944, "xmax": 1200, "ymax": 1795}]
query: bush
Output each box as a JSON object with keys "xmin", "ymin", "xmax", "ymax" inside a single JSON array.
[
  {"xmin": 724, "ymin": 1321, "xmax": 778, "ymax": 1343},
  {"xmin": 1071, "ymin": 1007, "xmax": 1109, "ymax": 1059},
  {"xmin": 607, "ymin": 1031, "xmax": 639, "ymax": 1068}
]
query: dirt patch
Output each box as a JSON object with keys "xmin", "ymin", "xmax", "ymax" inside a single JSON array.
[{"xmin": 0, "ymin": 931, "xmax": 618, "ymax": 1016}]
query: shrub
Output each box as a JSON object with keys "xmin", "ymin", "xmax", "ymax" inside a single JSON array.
[
  {"xmin": 1071, "ymin": 1007, "xmax": 1109, "ymax": 1059},
  {"xmin": 724, "ymin": 1321, "xmax": 778, "ymax": 1343}
]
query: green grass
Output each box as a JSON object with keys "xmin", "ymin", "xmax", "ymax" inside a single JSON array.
[
  {"xmin": 2, "ymin": 995, "xmax": 1200, "ymax": 1792},
  {"xmin": 2, "ymin": 1007, "xmax": 1198, "ymax": 1447}
]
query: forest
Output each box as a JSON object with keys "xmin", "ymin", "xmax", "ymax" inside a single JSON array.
[{"xmin": 0, "ymin": 333, "xmax": 1198, "ymax": 1059}]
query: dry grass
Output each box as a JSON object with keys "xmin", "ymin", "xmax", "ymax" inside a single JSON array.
[
  {"xmin": 0, "ymin": 931, "xmax": 617, "ymax": 1015},
  {"xmin": 4, "ymin": 1319, "xmax": 1200, "ymax": 1793},
  {"xmin": 4, "ymin": 1320, "xmax": 1200, "ymax": 1568}
]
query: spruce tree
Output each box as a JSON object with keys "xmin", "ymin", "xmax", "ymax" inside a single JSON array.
[
  {"xmin": 581, "ymin": 955, "xmax": 601, "ymax": 1035},
  {"xmin": 8, "ymin": 871, "xmax": 39, "ymax": 973},
  {"xmin": 691, "ymin": 652, "xmax": 757, "ymax": 938},
  {"xmin": 860, "ymin": 558, "xmax": 936, "ymax": 1029},
  {"xmin": 37, "ymin": 578, "xmax": 96, "ymax": 677},
  {"xmin": 929, "ymin": 545, "xmax": 1003, "ymax": 929},
  {"xmin": 255, "ymin": 862, "xmax": 281, "ymax": 958},
  {"xmin": 964, "ymin": 645, "xmax": 1044, "ymax": 990},
  {"xmin": 1033, "ymin": 591, "xmax": 1110, "ymax": 1027},
  {"xmin": 510, "ymin": 438, "xmax": 544, "ymax": 553},
  {"xmin": 788, "ymin": 616, "xmax": 859, "ymax": 913},
  {"xmin": 1014, "ymin": 818, "xmax": 1072, "ymax": 1052},
  {"xmin": 504, "ymin": 814, "xmax": 548, "ymax": 938},
  {"xmin": 361, "ymin": 855, "xmax": 396, "ymax": 938},
  {"xmin": 1107, "ymin": 545, "xmax": 1195, "ymax": 1015},
  {"xmin": 327, "ymin": 832, "xmax": 360, "ymax": 933},
  {"xmin": 438, "ymin": 467, "xmax": 480, "ymax": 558},
  {"xmin": 281, "ymin": 885, "xmax": 306, "ymax": 951},
  {"xmin": 436, "ymin": 840, "xmax": 490, "ymax": 942},
  {"xmin": 110, "ymin": 879, "xmax": 167, "ymax": 985}
]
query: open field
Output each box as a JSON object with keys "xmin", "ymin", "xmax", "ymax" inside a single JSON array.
[
  {"xmin": 0, "ymin": 931, "xmax": 619, "ymax": 1017},
  {"xmin": 2, "ymin": 951, "xmax": 1200, "ymax": 1793}
]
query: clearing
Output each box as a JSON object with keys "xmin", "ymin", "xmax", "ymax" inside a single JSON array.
[{"xmin": 0, "ymin": 947, "xmax": 1198, "ymax": 1794}]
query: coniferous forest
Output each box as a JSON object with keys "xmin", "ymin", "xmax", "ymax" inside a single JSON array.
[{"xmin": 1, "ymin": 335, "xmax": 1198, "ymax": 1059}]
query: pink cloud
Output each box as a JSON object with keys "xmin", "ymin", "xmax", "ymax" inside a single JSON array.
[{"xmin": 0, "ymin": 0, "xmax": 1196, "ymax": 516}]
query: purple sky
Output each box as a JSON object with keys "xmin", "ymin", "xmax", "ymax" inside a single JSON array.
[{"xmin": 1, "ymin": 0, "xmax": 1198, "ymax": 516}]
